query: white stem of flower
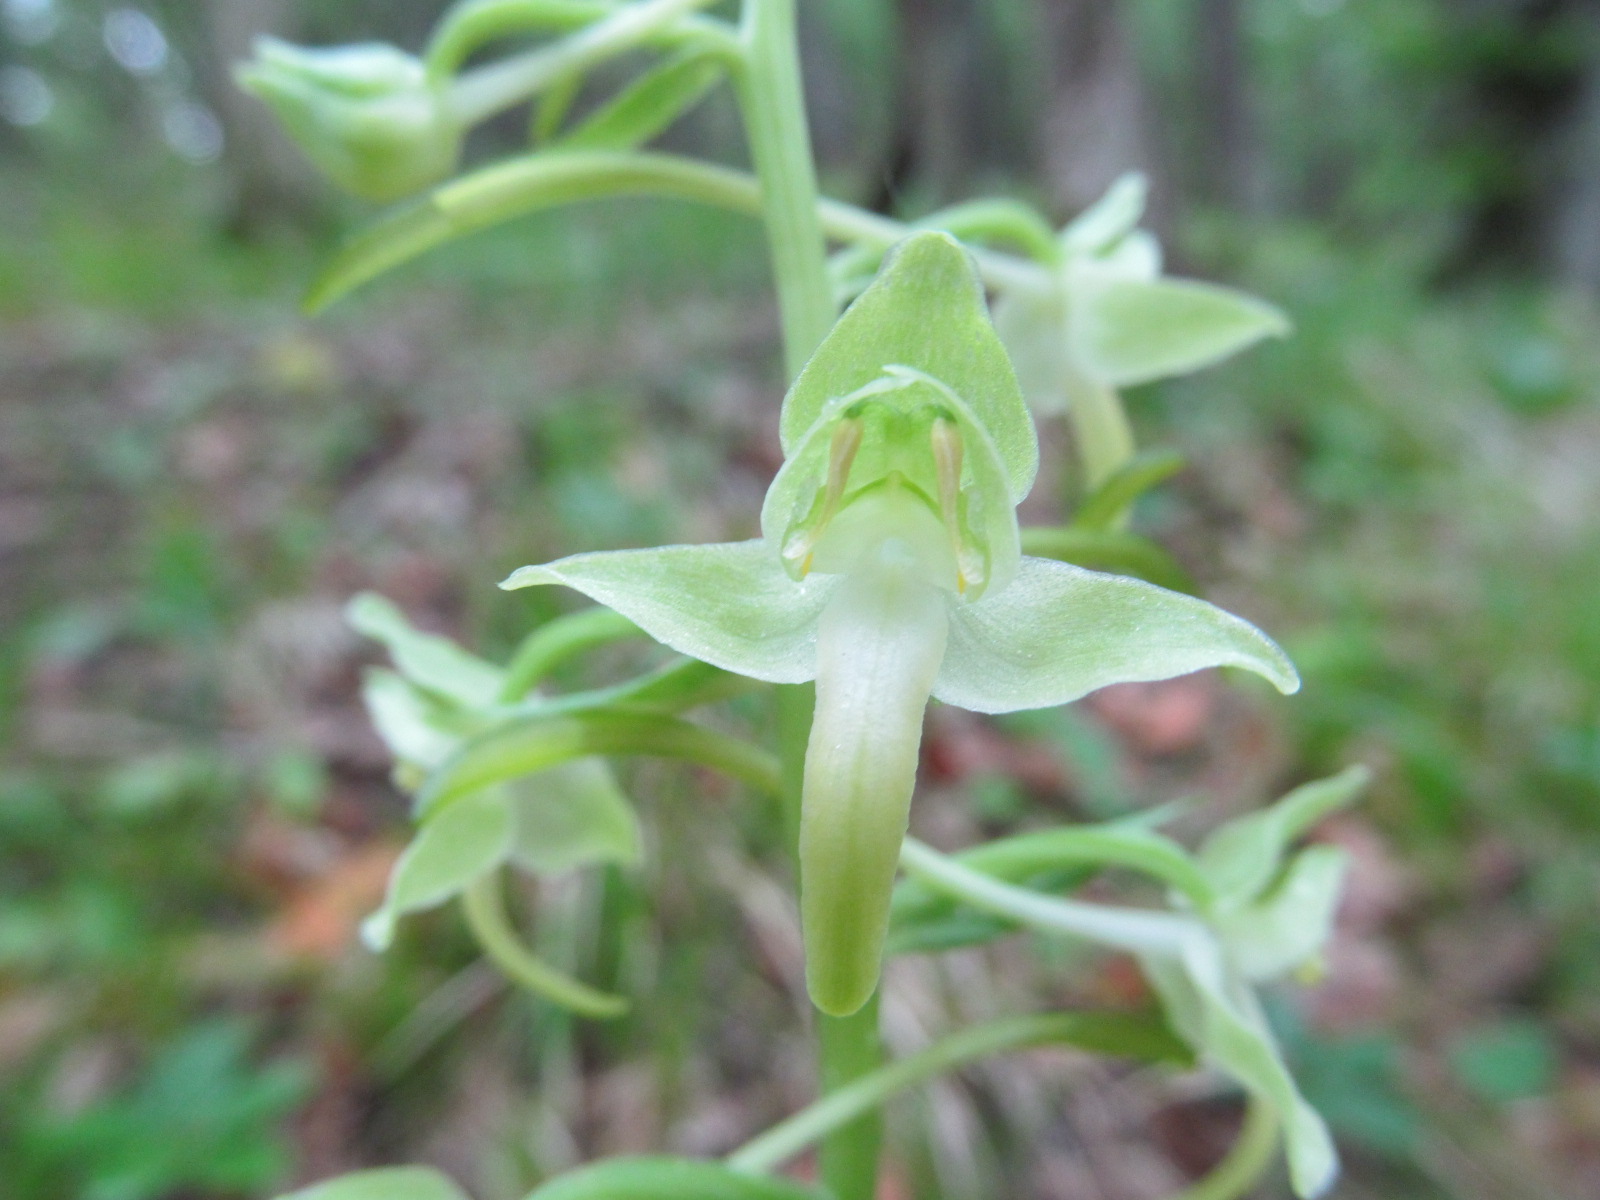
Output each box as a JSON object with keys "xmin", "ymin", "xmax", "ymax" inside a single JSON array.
[{"xmin": 801, "ymin": 551, "xmax": 949, "ymax": 1016}]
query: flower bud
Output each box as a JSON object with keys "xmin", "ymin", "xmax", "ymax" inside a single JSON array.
[{"xmin": 237, "ymin": 38, "xmax": 459, "ymax": 202}]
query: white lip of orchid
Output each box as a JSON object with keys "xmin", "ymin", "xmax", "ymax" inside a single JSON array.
[{"xmin": 801, "ymin": 512, "xmax": 952, "ymax": 1015}]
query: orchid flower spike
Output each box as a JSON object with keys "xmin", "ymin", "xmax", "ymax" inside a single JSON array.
[{"xmin": 502, "ymin": 232, "xmax": 1300, "ymax": 1016}]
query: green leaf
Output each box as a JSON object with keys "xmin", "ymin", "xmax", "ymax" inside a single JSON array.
[
  {"xmin": 1197, "ymin": 766, "xmax": 1370, "ymax": 909},
  {"xmin": 1143, "ymin": 940, "xmax": 1338, "ymax": 1198},
  {"xmin": 417, "ymin": 710, "xmax": 781, "ymax": 818},
  {"xmin": 1072, "ymin": 449, "xmax": 1186, "ymax": 532},
  {"xmin": 507, "ymin": 758, "xmax": 641, "ymax": 874},
  {"xmin": 781, "ymin": 232, "xmax": 1038, "ymax": 500},
  {"xmin": 1060, "ymin": 172, "xmax": 1148, "ymax": 256},
  {"xmin": 1073, "ymin": 275, "xmax": 1290, "ymax": 388},
  {"xmin": 528, "ymin": 1158, "xmax": 829, "ymax": 1200},
  {"xmin": 362, "ymin": 789, "xmax": 513, "ymax": 950},
  {"xmin": 1448, "ymin": 1018, "xmax": 1557, "ymax": 1104},
  {"xmin": 501, "ymin": 540, "xmax": 836, "ymax": 685},
  {"xmin": 558, "ymin": 51, "xmax": 724, "ymax": 151},
  {"xmin": 1217, "ymin": 846, "xmax": 1347, "ymax": 982},
  {"xmin": 348, "ymin": 592, "xmax": 503, "ymax": 707},
  {"xmin": 1017, "ymin": 527, "xmax": 1196, "ymax": 594},
  {"xmin": 279, "ymin": 1167, "xmax": 469, "ymax": 1200},
  {"xmin": 934, "ymin": 556, "xmax": 1299, "ymax": 714}
]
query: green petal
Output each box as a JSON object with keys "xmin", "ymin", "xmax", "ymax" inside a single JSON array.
[
  {"xmin": 802, "ymin": 565, "xmax": 948, "ymax": 1016},
  {"xmin": 934, "ymin": 556, "xmax": 1300, "ymax": 714},
  {"xmin": 360, "ymin": 668, "xmax": 468, "ymax": 770},
  {"xmin": 1198, "ymin": 765, "xmax": 1370, "ymax": 908},
  {"xmin": 502, "ymin": 541, "xmax": 834, "ymax": 684},
  {"xmin": 276, "ymin": 1166, "xmax": 468, "ymax": 1200},
  {"xmin": 347, "ymin": 591, "xmax": 503, "ymax": 707},
  {"xmin": 507, "ymin": 758, "xmax": 641, "ymax": 875},
  {"xmin": 1073, "ymin": 275, "xmax": 1290, "ymax": 388},
  {"xmin": 1218, "ymin": 846, "xmax": 1347, "ymax": 983},
  {"xmin": 1143, "ymin": 940, "xmax": 1338, "ymax": 1198},
  {"xmin": 1059, "ymin": 172, "xmax": 1149, "ymax": 256},
  {"xmin": 1091, "ymin": 229, "xmax": 1162, "ymax": 280},
  {"xmin": 992, "ymin": 286, "xmax": 1074, "ymax": 416},
  {"xmin": 362, "ymin": 788, "xmax": 512, "ymax": 950},
  {"xmin": 781, "ymin": 231, "xmax": 1038, "ymax": 501}
]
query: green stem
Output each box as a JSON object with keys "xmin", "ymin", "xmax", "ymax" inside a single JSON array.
[
  {"xmin": 727, "ymin": 1012, "xmax": 1189, "ymax": 1175},
  {"xmin": 1070, "ymin": 377, "xmax": 1137, "ymax": 496},
  {"xmin": 734, "ymin": 1, "xmax": 879, "ymax": 1193},
  {"xmin": 736, "ymin": 0, "xmax": 834, "ymax": 376},
  {"xmin": 898, "ymin": 838, "xmax": 1197, "ymax": 958},
  {"xmin": 772, "ymin": 681, "xmax": 812, "ymax": 863},
  {"xmin": 307, "ymin": 151, "xmax": 1047, "ymax": 313},
  {"xmin": 916, "ymin": 197, "xmax": 1062, "ymax": 264},
  {"xmin": 814, "ymin": 994, "xmax": 883, "ymax": 1200},
  {"xmin": 1168, "ymin": 1098, "xmax": 1279, "ymax": 1200},
  {"xmin": 462, "ymin": 871, "xmax": 628, "ymax": 1018},
  {"xmin": 500, "ymin": 607, "xmax": 643, "ymax": 701},
  {"xmin": 442, "ymin": 0, "xmax": 737, "ymax": 123}
]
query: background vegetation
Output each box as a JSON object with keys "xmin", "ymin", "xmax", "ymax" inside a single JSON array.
[{"xmin": 2, "ymin": 1, "xmax": 1599, "ymax": 1197}]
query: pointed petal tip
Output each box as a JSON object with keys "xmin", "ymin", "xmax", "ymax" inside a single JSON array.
[
  {"xmin": 1293, "ymin": 1148, "xmax": 1340, "ymax": 1199},
  {"xmin": 499, "ymin": 564, "xmax": 556, "ymax": 590},
  {"xmin": 359, "ymin": 911, "xmax": 394, "ymax": 953}
]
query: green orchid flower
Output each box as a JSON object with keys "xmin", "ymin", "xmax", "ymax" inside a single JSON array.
[
  {"xmin": 236, "ymin": 39, "xmax": 460, "ymax": 202},
  {"xmin": 501, "ymin": 232, "xmax": 1300, "ymax": 1017},
  {"xmin": 897, "ymin": 766, "xmax": 1371, "ymax": 1198},
  {"xmin": 993, "ymin": 174, "xmax": 1290, "ymax": 486},
  {"xmin": 348, "ymin": 593, "xmax": 640, "ymax": 1016}
]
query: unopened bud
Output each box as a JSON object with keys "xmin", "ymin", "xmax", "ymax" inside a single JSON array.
[{"xmin": 237, "ymin": 38, "xmax": 459, "ymax": 202}]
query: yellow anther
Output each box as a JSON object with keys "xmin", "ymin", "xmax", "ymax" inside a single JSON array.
[{"xmin": 783, "ymin": 417, "xmax": 865, "ymax": 575}]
